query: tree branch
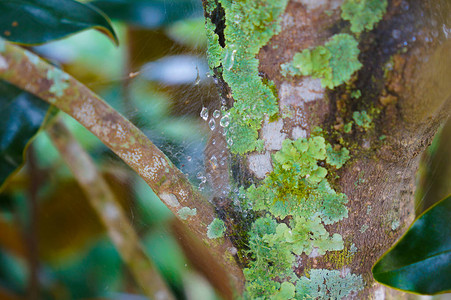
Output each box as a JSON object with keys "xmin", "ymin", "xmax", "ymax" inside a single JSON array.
[
  {"xmin": 0, "ymin": 39, "xmax": 244, "ymax": 289},
  {"xmin": 47, "ymin": 117, "xmax": 174, "ymax": 299}
]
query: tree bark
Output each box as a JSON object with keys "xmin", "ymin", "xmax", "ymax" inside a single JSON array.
[{"xmin": 204, "ymin": 0, "xmax": 450, "ymax": 298}]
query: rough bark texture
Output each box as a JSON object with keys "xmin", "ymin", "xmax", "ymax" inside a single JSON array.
[{"xmin": 205, "ymin": 0, "xmax": 450, "ymax": 298}]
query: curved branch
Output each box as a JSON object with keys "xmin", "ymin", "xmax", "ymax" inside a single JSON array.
[
  {"xmin": 47, "ymin": 118, "xmax": 174, "ymax": 299},
  {"xmin": 0, "ymin": 39, "xmax": 244, "ymax": 289}
]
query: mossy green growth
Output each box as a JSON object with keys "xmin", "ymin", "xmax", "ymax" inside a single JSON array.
[
  {"xmin": 341, "ymin": 0, "xmax": 388, "ymax": 34},
  {"xmin": 205, "ymin": 0, "xmax": 289, "ymax": 154},
  {"xmin": 47, "ymin": 68, "xmax": 70, "ymax": 97},
  {"xmin": 353, "ymin": 110, "xmax": 372, "ymax": 130},
  {"xmin": 295, "ymin": 269, "xmax": 364, "ymax": 299},
  {"xmin": 207, "ymin": 218, "xmax": 226, "ymax": 239},
  {"xmin": 226, "ymin": 108, "xmax": 264, "ymax": 154},
  {"xmin": 243, "ymin": 216, "xmax": 344, "ymax": 299},
  {"xmin": 281, "ymin": 34, "xmax": 362, "ymax": 89},
  {"xmin": 326, "ymin": 144, "xmax": 350, "ymax": 169},
  {"xmin": 242, "ymin": 136, "xmax": 349, "ymax": 223},
  {"xmin": 177, "ymin": 207, "xmax": 197, "ymax": 220},
  {"xmin": 204, "ymin": 18, "xmax": 223, "ymax": 69}
]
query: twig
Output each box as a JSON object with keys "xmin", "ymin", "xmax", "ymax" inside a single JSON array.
[{"xmin": 47, "ymin": 117, "xmax": 174, "ymax": 299}]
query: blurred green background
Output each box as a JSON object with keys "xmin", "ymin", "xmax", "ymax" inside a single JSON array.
[{"xmin": 0, "ymin": 0, "xmax": 226, "ymax": 299}]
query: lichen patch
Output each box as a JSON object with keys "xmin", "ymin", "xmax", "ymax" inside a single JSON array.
[{"xmin": 159, "ymin": 193, "xmax": 180, "ymax": 208}]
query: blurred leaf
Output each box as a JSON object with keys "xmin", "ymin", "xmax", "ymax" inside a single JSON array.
[
  {"xmin": 52, "ymin": 239, "xmax": 123, "ymax": 299},
  {"xmin": 0, "ymin": 216, "xmax": 25, "ymax": 258},
  {"xmin": 0, "ymin": 0, "xmax": 118, "ymax": 45},
  {"xmin": 415, "ymin": 117, "xmax": 451, "ymax": 215},
  {"xmin": 166, "ymin": 18, "xmax": 207, "ymax": 49},
  {"xmin": 0, "ymin": 80, "xmax": 50, "ymax": 192},
  {"xmin": 0, "ymin": 251, "xmax": 27, "ymax": 295},
  {"xmin": 37, "ymin": 173, "xmax": 133, "ymax": 264},
  {"xmin": 90, "ymin": 0, "xmax": 202, "ymax": 28},
  {"xmin": 372, "ymin": 195, "xmax": 451, "ymax": 295}
]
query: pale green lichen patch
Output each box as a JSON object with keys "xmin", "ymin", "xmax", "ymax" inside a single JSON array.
[
  {"xmin": 204, "ymin": 18, "xmax": 222, "ymax": 69},
  {"xmin": 341, "ymin": 0, "xmax": 388, "ymax": 34},
  {"xmin": 47, "ymin": 68, "xmax": 70, "ymax": 97},
  {"xmin": 326, "ymin": 144, "xmax": 350, "ymax": 169},
  {"xmin": 242, "ymin": 136, "xmax": 349, "ymax": 223},
  {"xmin": 241, "ymin": 136, "xmax": 352, "ymax": 298},
  {"xmin": 296, "ymin": 269, "xmax": 364, "ymax": 299},
  {"xmin": 205, "ymin": 0, "xmax": 289, "ymax": 154},
  {"xmin": 177, "ymin": 207, "xmax": 197, "ymax": 220},
  {"xmin": 353, "ymin": 110, "xmax": 372, "ymax": 130},
  {"xmin": 207, "ymin": 218, "xmax": 226, "ymax": 239},
  {"xmin": 281, "ymin": 34, "xmax": 362, "ymax": 89}
]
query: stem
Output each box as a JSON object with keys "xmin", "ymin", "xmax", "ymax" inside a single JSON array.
[
  {"xmin": 0, "ymin": 40, "xmax": 244, "ymax": 289},
  {"xmin": 47, "ymin": 118, "xmax": 174, "ymax": 299}
]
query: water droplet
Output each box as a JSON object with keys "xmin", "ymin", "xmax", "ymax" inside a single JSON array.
[
  {"xmin": 209, "ymin": 118, "xmax": 216, "ymax": 130},
  {"xmin": 196, "ymin": 172, "xmax": 203, "ymax": 179},
  {"xmin": 212, "ymin": 139, "xmax": 216, "ymax": 145},
  {"xmin": 227, "ymin": 138, "xmax": 233, "ymax": 146},
  {"xmin": 186, "ymin": 156, "xmax": 192, "ymax": 162},
  {"xmin": 220, "ymin": 115, "xmax": 230, "ymax": 127},
  {"xmin": 205, "ymin": 72, "xmax": 211, "ymax": 78},
  {"xmin": 200, "ymin": 176, "xmax": 207, "ymax": 183},
  {"xmin": 200, "ymin": 107, "xmax": 208, "ymax": 121},
  {"xmin": 213, "ymin": 110, "xmax": 221, "ymax": 118}
]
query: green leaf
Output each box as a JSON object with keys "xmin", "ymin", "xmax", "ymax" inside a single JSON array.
[
  {"xmin": 372, "ymin": 195, "xmax": 451, "ymax": 295},
  {"xmin": 90, "ymin": 0, "xmax": 202, "ymax": 29},
  {"xmin": 0, "ymin": 80, "xmax": 51, "ymax": 191},
  {"xmin": 0, "ymin": 0, "xmax": 118, "ymax": 45}
]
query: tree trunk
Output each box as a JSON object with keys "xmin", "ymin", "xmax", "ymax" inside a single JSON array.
[{"xmin": 203, "ymin": 0, "xmax": 450, "ymax": 298}]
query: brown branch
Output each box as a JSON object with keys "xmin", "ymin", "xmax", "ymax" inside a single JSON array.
[
  {"xmin": 0, "ymin": 39, "xmax": 244, "ymax": 289},
  {"xmin": 47, "ymin": 117, "xmax": 174, "ymax": 299}
]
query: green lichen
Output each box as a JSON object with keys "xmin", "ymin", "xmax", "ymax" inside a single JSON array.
[
  {"xmin": 47, "ymin": 68, "xmax": 70, "ymax": 97},
  {"xmin": 242, "ymin": 136, "xmax": 348, "ymax": 223},
  {"xmin": 205, "ymin": 18, "xmax": 222, "ymax": 69},
  {"xmin": 271, "ymin": 282, "xmax": 296, "ymax": 300},
  {"xmin": 295, "ymin": 269, "xmax": 364, "ymax": 299},
  {"xmin": 351, "ymin": 89, "xmax": 361, "ymax": 99},
  {"xmin": 281, "ymin": 34, "xmax": 362, "ymax": 89},
  {"xmin": 241, "ymin": 137, "xmax": 353, "ymax": 298},
  {"xmin": 205, "ymin": 0, "xmax": 289, "ymax": 154},
  {"xmin": 243, "ymin": 216, "xmax": 344, "ymax": 299},
  {"xmin": 207, "ymin": 218, "xmax": 226, "ymax": 239},
  {"xmin": 360, "ymin": 224, "xmax": 369, "ymax": 233},
  {"xmin": 177, "ymin": 207, "xmax": 197, "ymax": 220},
  {"xmin": 353, "ymin": 110, "xmax": 372, "ymax": 130},
  {"xmin": 226, "ymin": 108, "xmax": 264, "ymax": 154},
  {"xmin": 343, "ymin": 122, "xmax": 353, "ymax": 133},
  {"xmin": 341, "ymin": 0, "xmax": 388, "ymax": 34},
  {"xmin": 326, "ymin": 144, "xmax": 350, "ymax": 169},
  {"xmin": 391, "ymin": 219, "xmax": 400, "ymax": 230}
]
